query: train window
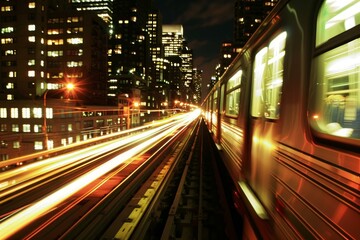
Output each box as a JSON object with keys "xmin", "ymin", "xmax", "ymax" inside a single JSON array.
[
  {"xmin": 212, "ymin": 90, "xmax": 218, "ymax": 112},
  {"xmin": 220, "ymin": 84, "xmax": 225, "ymax": 114},
  {"xmin": 311, "ymin": 38, "xmax": 360, "ymax": 138},
  {"xmin": 251, "ymin": 31, "xmax": 287, "ymax": 119},
  {"xmin": 225, "ymin": 70, "xmax": 242, "ymax": 116},
  {"xmin": 316, "ymin": 0, "xmax": 360, "ymax": 46},
  {"xmin": 310, "ymin": 0, "xmax": 360, "ymax": 139}
]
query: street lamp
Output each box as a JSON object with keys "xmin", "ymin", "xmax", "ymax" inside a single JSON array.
[
  {"xmin": 43, "ymin": 83, "xmax": 75, "ymax": 150},
  {"xmin": 132, "ymin": 101, "xmax": 140, "ymax": 128}
]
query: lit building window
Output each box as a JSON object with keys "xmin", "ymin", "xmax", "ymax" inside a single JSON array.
[
  {"xmin": 28, "ymin": 70, "xmax": 35, "ymax": 77},
  {"xmin": 22, "ymin": 108, "xmax": 31, "ymax": 118},
  {"xmin": 0, "ymin": 108, "xmax": 7, "ymax": 118},
  {"xmin": 28, "ymin": 2, "xmax": 35, "ymax": 8},
  {"xmin": 1, "ymin": 38, "xmax": 14, "ymax": 44},
  {"xmin": 46, "ymin": 108, "xmax": 53, "ymax": 119},
  {"xmin": 47, "ymin": 39, "xmax": 64, "ymax": 45},
  {"xmin": 33, "ymin": 108, "xmax": 42, "ymax": 118},
  {"xmin": 47, "ymin": 29, "xmax": 62, "ymax": 35},
  {"xmin": 23, "ymin": 124, "xmax": 31, "ymax": 132},
  {"xmin": 68, "ymin": 124, "xmax": 73, "ymax": 131},
  {"xmin": 28, "ymin": 36, "xmax": 35, "ymax": 42},
  {"xmin": 28, "ymin": 24, "xmax": 36, "ymax": 31},
  {"xmin": 1, "ymin": 27, "xmax": 14, "ymax": 34},
  {"xmin": 13, "ymin": 141, "xmax": 20, "ymax": 149},
  {"xmin": 6, "ymin": 83, "xmax": 14, "ymax": 89},
  {"xmin": 10, "ymin": 108, "xmax": 18, "ymax": 118},
  {"xmin": 12, "ymin": 124, "xmax": 19, "ymax": 132},
  {"xmin": 67, "ymin": 17, "xmax": 80, "ymax": 23},
  {"xmin": 1, "ymin": 6, "xmax": 13, "ymax": 11},
  {"xmin": 47, "ymin": 50, "xmax": 63, "ymax": 57},
  {"xmin": 9, "ymin": 71, "xmax": 16, "ymax": 78},
  {"xmin": 67, "ymin": 61, "xmax": 83, "ymax": 67},
  {"xmin": 28, "ymin": 59, "xmax": 35, "ymax": 66},
  {"xmin": 6, "ymin": 94, "xmax": 14, "ymax": 100},
  {"xmin": 67, "ymin": 38, "xmax": 83, "ymax": 44},
  {"xmin": 34, "ymin": 124, "xmax": 41, "ymax": 133},
  {"xmin": 115, "ymin": 44, "xmax": 122, "ymax": 54},
  {"xmin": 34, "ymin": 141, "xmax": 43, "ymax": 150},
  {"xmin": 1, "ymin": 124, "xmax": 7, "ymax": 131},
  {"xmin": 4, "ymin": 50, "xmax": 16, "ymax": 56}
]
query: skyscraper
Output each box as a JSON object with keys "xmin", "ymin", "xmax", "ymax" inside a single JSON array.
[
  {"xmin": 147, "ymin": 10, "xmax": 168, "ymax": 109},
  {"xmin": 162, "ymin": 25, "xmax": 184, "ymax": 57},
  {"xmin": 107, "ymin": 0, "xmax": 153, "ymax": 106},
  {"xmin": 47, "ymin": 1, "xmax": 108, "ymax": 105},
  {"xmin": 162, "ymin": 25, "xmax": 194, "ymax": 104}
]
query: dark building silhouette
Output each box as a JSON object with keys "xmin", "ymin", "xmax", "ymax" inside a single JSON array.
[
  {"xmin": 107, "ymin": 0, "xmax": 154, "ymax": 107},
  {"xmin": 211, "ymin": 0, "xmax": 278, "ymax": 88},
  {"xmin": 234, "ymin": 0, "xmax": 278, "ymax": 48}
]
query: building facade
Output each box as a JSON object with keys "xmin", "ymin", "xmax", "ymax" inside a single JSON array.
[{"xmin": 0, "ymin": 0, "xmax": 117, "ymax": 160}]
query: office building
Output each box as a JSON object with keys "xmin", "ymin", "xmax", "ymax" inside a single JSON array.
[
  {"xmin": 162, "ymin": 25, "xmax": 194, "ymax": 104},
  {"xmin": 107, "ymin": 0, "xmax": 153, "ymax": 108},
  {"xmin": 0, "ymin": 0, "xmax": 116, "ymax": 160}
]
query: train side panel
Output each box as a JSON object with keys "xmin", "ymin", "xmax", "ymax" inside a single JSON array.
[{"xmin": 204, "ymin": 0, "xmax": 360, "ymax": 239}]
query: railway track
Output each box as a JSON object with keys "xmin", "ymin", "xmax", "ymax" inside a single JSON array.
[
  {"xmin": 0, "ymin": 115, "xmax": 239, "ymax": 239},
  {"xmin": 100, "ymin": 119, "xmax": 239, "ymax": 240}
]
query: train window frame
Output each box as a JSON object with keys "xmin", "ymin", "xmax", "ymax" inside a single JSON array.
[
  {"xmin": 310, "ymin": 0, "xmax": 360, "ymax": 142},
  {"xmin": 316, "ymin": 0, "xmax": 360, "ymax": 47},
  {"xmin": 225, "ymin": 70, "xmax": 242, "ymax": 117},
  {"xmin": 220, "ymin": 84, "xmax": 225, "ymax": 114},
  {"xmin": 251, "ymin": 31, "xmax": 287, "ymax": 119},
  {"xmin": 212, "ymin": 90, "xmax": 218, "ymax": 113}
]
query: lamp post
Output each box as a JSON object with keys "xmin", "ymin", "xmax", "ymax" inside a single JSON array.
[
  {"xmin": 43, "ymin": 83, "xmax": 74, "ymax": 150},
  {"xmin": 132, "ymin": 101, "xmax": 140, "ymax": 127},
  {"xmin": 43, "ymin": 89, "xmax": 49, "ymax": 150}
]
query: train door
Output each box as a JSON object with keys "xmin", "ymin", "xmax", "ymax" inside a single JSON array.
[{"xmin": 246, "ymin": 31, "xmax": 287, "ymax": 212}]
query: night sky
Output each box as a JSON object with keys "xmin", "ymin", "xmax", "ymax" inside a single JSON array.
[{"xmin": 156, "ymin": 0, "xmax": 234, "ymax": 88}]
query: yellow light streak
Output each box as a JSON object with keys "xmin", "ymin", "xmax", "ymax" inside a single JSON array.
[
  {"xmin": 0, "ymin": 110, "xmax": 199, "ymax": 238},
  {"xmin": 238, "ymin": 181, "xmax": 268, "ymax": 219}
]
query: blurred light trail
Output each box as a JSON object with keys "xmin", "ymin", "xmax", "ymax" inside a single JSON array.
[
  {"xmin": 0, "ymin": 111, "xmax": 195, "ymax": 194},
  {"xmin": 0, "ymin": 111, "xmax": 189, "ymax": 170},
  {"xmin": 0, "ymin": 110, "xmax": 199, "ymax": 238}
]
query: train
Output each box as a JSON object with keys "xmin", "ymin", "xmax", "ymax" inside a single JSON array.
[{"xmin": 202, "ymin": 0, "xmax": 359, "ymax": 239}]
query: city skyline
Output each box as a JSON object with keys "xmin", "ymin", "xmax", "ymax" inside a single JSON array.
[{"xmin": 156, "ymin": 0, "xmax": 234, "ymax": 84}]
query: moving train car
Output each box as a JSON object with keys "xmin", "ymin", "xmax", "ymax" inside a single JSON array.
[{"xmin": 202, "ymin": 0, "xmax": 359, "ymax": 239}]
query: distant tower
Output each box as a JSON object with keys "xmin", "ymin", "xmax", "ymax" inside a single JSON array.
[
  {"xmin": 162, "ymin": 25, "xmax": 193, "ymax": 104},
  {"xmin": 162, "ymin": 25, "xmax": 184, "ymax": 57}
]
